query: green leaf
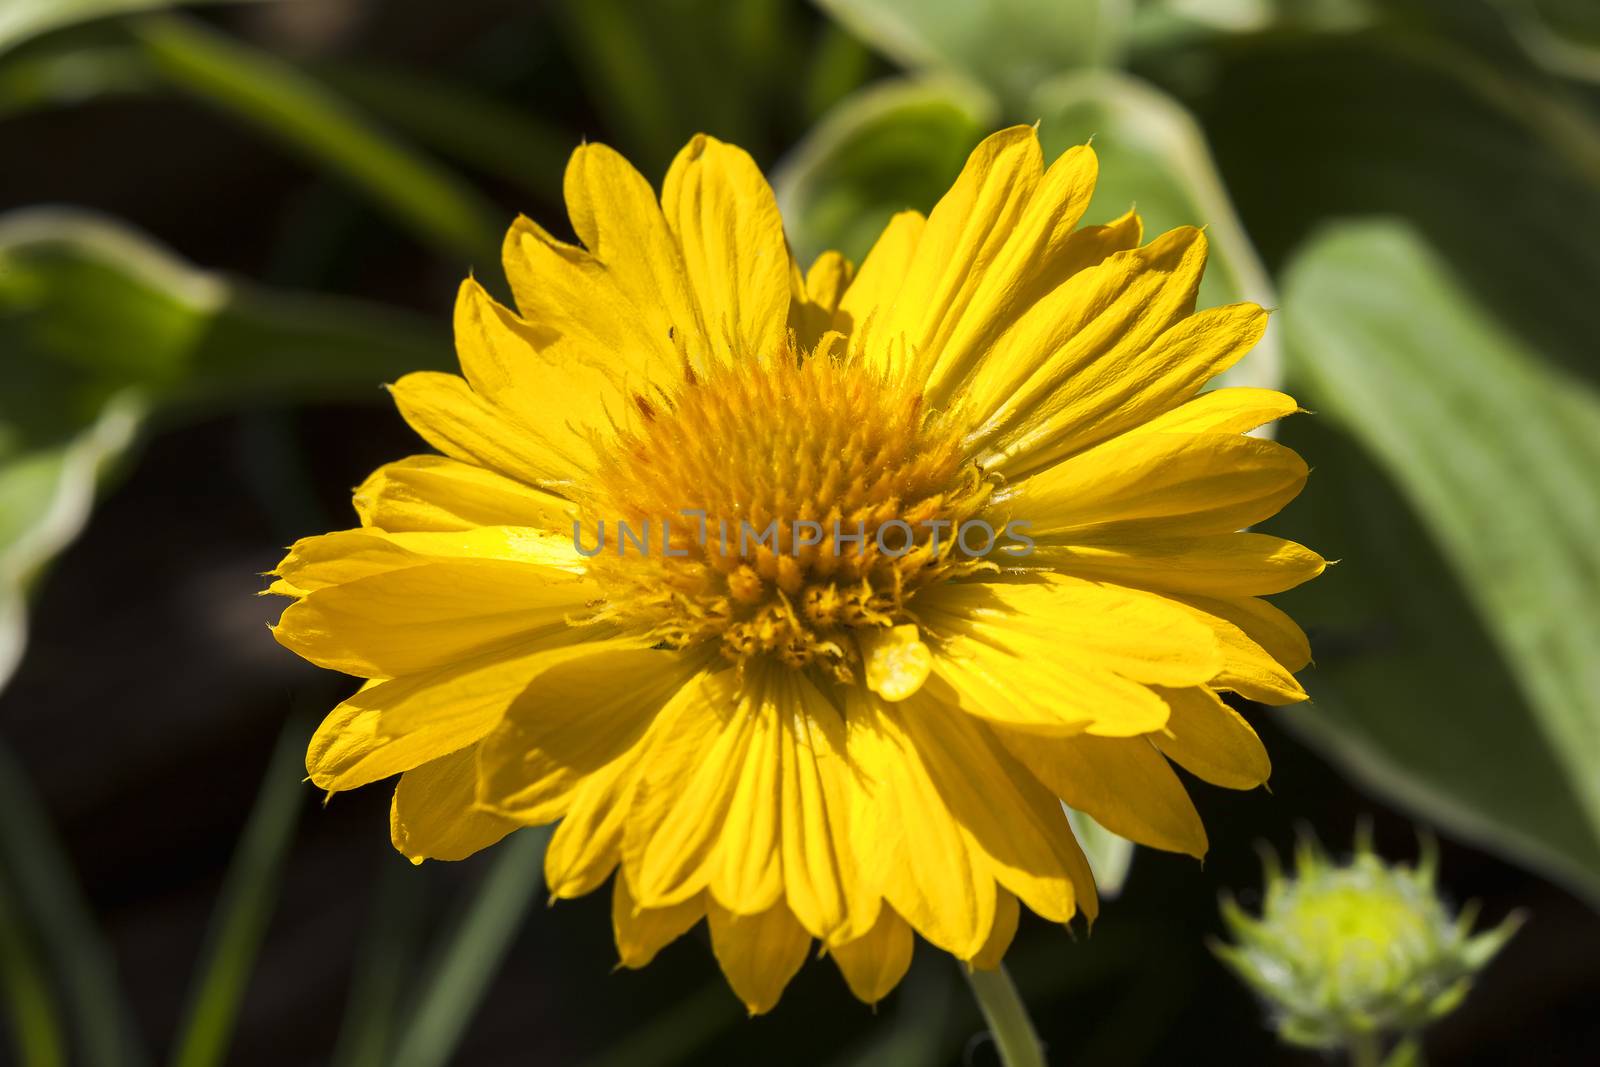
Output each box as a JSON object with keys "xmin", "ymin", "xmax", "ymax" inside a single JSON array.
[
  {"xmin": 555, "ymin": 0, "xmax": 811, "ymax": 175},
  {"xmin": 169, "ymin": 719, "xmax": 307, "ymax": 1067},
  {"xmin": 814, "ymin": 0, "xmax": 1131, "ymax": 108},
  {"xmin": 1032, "ymin": 70, "xmax": 1282, "ymax": 392},
  {"xmin": 0, "ymin": 40, "xmax": 152, "ymax": 121},
  {"xmin": 0, "ymin": 45, "xmax": 574, "ymax": 202},
  {"xmin": 389, "ymin": 827, "xmax": 552, "ymax": 1067},
  {"xmin": 0, "ymin": 858, "xmax": 70, "ymax": 1067},
  {"xmin": 328, "ymin": 856, "xmax": 429, "ymax": 1067},
  {"xmin": 1065, "ymin": 805, "xmax": 1135, "ymax": 899},
  {"xmin": 1277, "ymin": 219, "xmax": 1600, "ymax": 905},
  {"xmin": 127, "ymin": 14, "xmax": 501, "ymax": 264},
  {"xmin": 1493, "ymin": 0, "xmax": 1600, "ymax": 81},
  {"xmin": 0, "ymin": 743, "xmax": 146, "ymax": 1067},
  {"xmin": 311, "ymin": 63, "xmax": 571, "ymax": 198},
  {"xmin": 0, "ymin": 0, "xmax": 249, "ymax": 56},
  {"xmin": 0, "ymin": 393, "xmax": 142, "ymax": 689},
  {"xmin": 0, "ymin": 207, "xmax": 447, "ymax": 692},
  {"xmin": 774, "ymin": 76, "xmax": 995, "ymax": 265}
]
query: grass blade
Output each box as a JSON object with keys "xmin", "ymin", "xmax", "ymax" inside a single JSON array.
[
  {"xmin": 390, "ymin": 827, "xmax": 551, "ymax": 1067},
  {"xmin": 0, "ymin": 743, "xmax": 146, "ymax": 1067},
  {"xmin": 0, "ymin": 875, "xmax": 68, "ymax": 1067},
  {"xmin": 328, "ymin": 853, "xmax": 429, "ymax": 1067},
  {"xmin": 128, "ymin": 14, "xmax": 501, "ymax": 264},
  {"xmin": 167, "ymin": 720, "xmax": 306, "ymax": 1067},
  {"xmin": 313, "ymin": 63, "xmax": 570, "ymax": 199}
]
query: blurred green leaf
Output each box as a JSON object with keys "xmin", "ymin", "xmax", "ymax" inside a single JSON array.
[
  {"xmin": 128, "ymin": 14, "xmax": 501, "ymax": 264},
  {"xmin": 0, "ymin": 743, "xmax": 146, "ymax": 1067},
  {"xmin": 0, "ymin": 0, "xmax": 249, "ymax": 56},
  {"xmin": 0, "ymin": 393, "xmax": 142, "ymax": 691},
  {"xmin": 582, "ymin": 983, "xmax": 742, "ymax": 1067},
  {"xmin": 802, "ymin": 21, "xmax": 876, "ymax": 123},
  {"xmin": 169, "ymin": 720, "xmax": 306, "ymax": 1067},
  {"xmin": 0, "ymin": 46, "xmax": 574, "ymax": 203},
  {"xmin": 1033, "ymin": 70, "xmax": 1283, "ymax": 392},
  {"xmin": 328, "ymin": 855, "xmax": 429, "ymax": 1067},
  {"xmin": 1277, "ymin": 220, "xmax": 1600, "ymax": 905},
  {"xmin": 1197, "ymin": 32, "xmax": 1600, "ymax": 359},
  {"xmin": 556, "ymin": 0, "xmax": 810, "ymax": 175},
  {"xmin": 1125, "ymin": 0, "xmax": 1373, "ymax": 50},
  {"xmin": 390, "ymin": 827, "xmax": 552, "ymax": 1067},
  {"xmin": 1065, "ymin": 805, "xmax": 1135, "ymax": 899},
  {"xmin": 814, "ymin": 0, "xmax": 1131, "ymax": 108},
  {"xmin": 0, "ymin": 877, "xmax": 68, "ymax": 1067},
  {"xmin": 775, "ymin": 76, "xmax": 994, "ymax": 264},
  {"xmin": 1494, "ymin": 0, "xmax": 1600, "ymax": 81},
  {"xmin": 0, "ymin": 207, "xmax": 447, "ymax": 691},
  {"xmin": 0, "ymin": 40, "xmax": 151, "ymax": 120},
  {"xmin": 312, "ymin": 63, "xmax": 571, "ymax": 198}
]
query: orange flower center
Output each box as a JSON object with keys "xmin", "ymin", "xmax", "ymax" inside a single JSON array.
[{"xmin": 581, "ymin": 344, "xmax": 992, "ymax": 680}]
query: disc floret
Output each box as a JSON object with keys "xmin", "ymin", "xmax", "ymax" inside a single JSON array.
[{"xmin": 582, "ymin": 342, "xmax": 994, "ymax": 680}]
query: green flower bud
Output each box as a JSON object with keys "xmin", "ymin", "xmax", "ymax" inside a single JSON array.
[{"xmin": 1212, "ymin": 831, "xmax": 1522, "ymax": 1050}]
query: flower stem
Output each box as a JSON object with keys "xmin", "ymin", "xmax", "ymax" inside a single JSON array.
[{"xmin": 962, "ymin": 963, "xmax": 1046, "ymax": 1067}]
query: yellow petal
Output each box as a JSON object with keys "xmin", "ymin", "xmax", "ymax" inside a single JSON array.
[
  {"xmin": 919, "ymin": 575, "xmax": 1221, "ymax": 735},
  {"xmin": 389, "ymin": 370, "xmax": 573, "ymax": 490},
  {"xmin": 845, "ymin": 686, "xmax": 996, "ymax": 958},
  {"xmin": 970, "ymin": 227, "xmax": 1214, "ymax": 473},
  {"xmin": 1134, "ymin": 387, "xmax": 1302, "ymax": 437},
  {"xmin": 707, "ymin": 899, "xmax": 812, "ymax": 1016},
  {"xmin": 780, "ymin": 673, "xmax": 871, "ymax": 942},
  {"xmin": 835, "ymin": 209, "xmax": 925, "ymax": 344},
  {"xmin": 661, "ymin": 134, "xmax": 791, "ymax": 363},
  {"xmin": 453, "ymin": 277, "xmax": 624, "ymax": 474},
  {"xmin": 390, "ymin": 744, "xmax": 518, "ymax": 863},
  {"xmin": 1153, "ymin": 687, "xmax": 1271, "ymax": 790},
  {"xmin": 791, "ymin": 250, "xmax": 854, "ymax": 351},
  {"xmin": 1048, "ymin": 207, "xmax": 1143, "ymax": 281},
  {"xmin": 543, "ymin": 755, "xmax": 636, "ymax": 899},
  {"xmin": 970, "ymin": 890, "xmax": 1020, "ymax": 971},
  {"xmin": 710, "ymin": 674, "xmax": 784, "ymax": 916},
  {"xmin": 354, "ymin": 455, "xmax": 571, "ymax": 534},
  {"xmin": 1190, "ymin": 594, "xmax": 1312, "ymax": 672},
  {"xmin": 501, "ymin": 215, "xmax": 682, "ymax": 389},
  {"xmin": 1005, "ymin": 732, "xmax": 1207, "ymax": 858},
  {"xmin": 612, "ymin": 874, "xmax": 704, "ymax": 969},
  {"xmin": 270, "ymin": 529, "xmax": 422, "ymax": 597},
  {"xmin": 1038, "ymin": 532, "xmax": 1327, "ymax": 597},
  {"xmin": 273, "ymin": 557, "xmax": 598, "ymax": 677},
  {"xmin": 626, "ymin": 668, "xmax": 758, "ymax": 909},
  {"xmin": 1006, "ymin": 302, "xmax": 1271, "ymax": 469},
  {"xmin": 474, "ymin": 645, "xmax": 701, "ymax": 824},
  {"xmin": 1167, "ymin": 594, "xmax": 1310, "ymax": 705},
  {"xmin": 924, "ymin": 142, "xmax": 1100, "ymax": 400},
  {"xmin": 893, "ymin": 680, "xmax": 1094, "ymax": 928},
  {"xmin": 307, "ymin": 638, "xmax": 600, "ymax": 792},
  {"xmin": 1006, "ymin": 430, "xmax": 1309, "ymax": 538},
  {"xmin": 886, "ymin": 126, "xmax": 1043, "ymax": 380},
  {"xmin": 272, "ymin": 527, "xmax": 587, "ymax": 600},
  {"xmin": 562, "ymin": 142, "xmax": 709, "ymax": 371},
  {"xmin": 829, "ymin": 905, "xmax": 913, "ymax": 1006}
]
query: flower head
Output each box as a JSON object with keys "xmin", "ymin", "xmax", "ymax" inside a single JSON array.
[
  {"xmin": 1215, "ymin": 834, "xmax": 1522, "ymax": 1048},
  {"xmin": 268, "ymin": 127, "xmax": 1324, "ymax": 1012}
]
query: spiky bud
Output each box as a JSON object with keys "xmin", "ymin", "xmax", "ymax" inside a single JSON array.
[{"xmin": 1213, "ymin": 831, "xmax": 1522, "ymax": 1050}]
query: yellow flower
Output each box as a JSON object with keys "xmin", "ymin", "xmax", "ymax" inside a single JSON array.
[{"xmin": 269, "ymin": 127, "xmax": 1323, "ymax": 1014}]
